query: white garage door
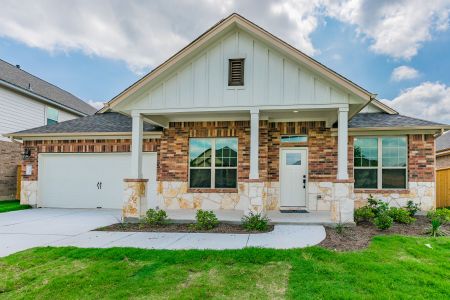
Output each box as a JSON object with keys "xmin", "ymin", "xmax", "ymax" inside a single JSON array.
[{"xmin": 38, "ymin": 153, "xmax": 157, "ymax": 209}]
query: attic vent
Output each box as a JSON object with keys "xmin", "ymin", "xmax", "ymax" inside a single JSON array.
[{"xmin": 228, "ymin": 58, "xmax": 244, "ymax": 86}]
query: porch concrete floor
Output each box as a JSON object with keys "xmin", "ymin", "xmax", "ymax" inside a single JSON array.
[{"xmin": 167, "ymin": 209, "xmax": 334, "ymax": 225}]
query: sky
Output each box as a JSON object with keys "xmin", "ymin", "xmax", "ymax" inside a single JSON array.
[{"xmin": 0, "ymin": 0, "xmax": 450, "ymax": 123}]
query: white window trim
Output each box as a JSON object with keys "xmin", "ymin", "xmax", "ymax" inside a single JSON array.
[
  {"xmin": 354, "ymin": 136, "xmax": 408, "ymax": 190},
  {"xmin": 189, "ymin": 137, "xmax": 238, "ymax": 189}
]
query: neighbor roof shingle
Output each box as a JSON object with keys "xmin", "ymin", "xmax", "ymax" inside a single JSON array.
[
  {"xmin": 0, "ymin": 59, "xmax": 96, "ymax": 115},
  {"xmin": 436, "ymin": 131, "xmax": 450, "ymax": 152},
  {"xmin": 349, "ymin": 113, "xmax": 445, "ymax": 128},
  {"xmin": 10, "ymin": 112, "xmax": 162, "ymax": 135}
]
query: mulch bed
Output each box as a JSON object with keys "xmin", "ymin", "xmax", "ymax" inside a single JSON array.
[
  {"xmin": 319, "ymin": 216, "xmax": 450, "ymax": 251},
  {"xmin": 96, "ymin": 222, "xmax": 274, "ymax": 234}
]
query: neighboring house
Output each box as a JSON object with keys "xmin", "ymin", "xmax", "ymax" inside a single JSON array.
[
  {"xmin": 436, "ymin": 131, "xmax": 450, "ymax": 169},
  {"xmin": 0, "ymin": 59, "xmax": 96, "ymax": 200},
  {"xmin": 7, "ymin": 14, "xmax": 449, "ymax": 223}
]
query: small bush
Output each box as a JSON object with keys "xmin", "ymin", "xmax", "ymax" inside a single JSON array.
[
  {"xmin": 388, "ymin": 207, "xmax": 415, "ymax": 224},
  {"xmin": 241, "ymin": 212, "xmax": 270, "ymax": 231},
  {"xmin": 427, "ymin": 208, "xmax": 450, "ymax": 224},
  {"xmin": 193, "ymin": 209, "xmax": 219, "ymax": 230},
  {"xmin": 367, "ymin": 195, "xmax": 389, "ymax": 216},
  {"xmin": 405, "ymin": 201, "xmax": 420, "ymax": 217},
  {"xmin": 354, "ymin": 206, "xmax": 375, "ymax": 224},
  {"xmin": 335, "ymin": 223, "xmax": 345, "ymax": 234},
  {"xmin": 427, "ymin": 219, "xmax": 447, "ymax": 237},
  {"xmin": 145, "ymin": 208, "xmax": 168, "ymax": 226},
  {"xmin": 373, "ymin": 213, "xmax": 393, "ymax": 230}
]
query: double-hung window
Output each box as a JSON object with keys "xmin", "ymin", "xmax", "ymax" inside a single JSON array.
[
  {"xmin": 46, "ymin": 107, "xmax": 59, "ymax": 125},
  {"xmin": 189, "ymin": 138, "xmax": 238, "ymax": 189},
  {"xmin": 354, "ymin": 137, "xmax": 407, "ymax": 189}
]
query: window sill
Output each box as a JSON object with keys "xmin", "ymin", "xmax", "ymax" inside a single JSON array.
[
  {"xmin": 354, "ymin": 189, "xmax": 410, "ymax": 194},
  {"xmin": 187, "ymin": 188, "xmax": 238, "ymax": 193}
]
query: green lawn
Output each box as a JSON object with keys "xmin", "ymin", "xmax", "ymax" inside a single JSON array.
[
  {"xmin": 0, "ymin": 200, "xmax": 30, "ymax": 213},
  {"xmin": 0, "ymin": 236, "xmax": 449, "ymax": 299}
]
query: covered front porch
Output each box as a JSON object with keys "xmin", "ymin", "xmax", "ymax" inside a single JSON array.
[{"xmin": 122, "ymin": 104, "xmax": 356, "ymax": 224}]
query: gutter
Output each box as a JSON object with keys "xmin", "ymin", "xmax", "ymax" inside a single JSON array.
[
  {"xmin": 0, "ymin": 79, "xmax": 89, "ymax": 117},
  {"xmin": 4, "ymin": 131, "xmax": 163, "ymax": 140}
]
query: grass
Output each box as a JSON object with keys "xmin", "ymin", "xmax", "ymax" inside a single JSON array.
[
  {"xmin": 0, "ymin": 236, "xmax": 449, "ymax": 299},
  {"xmin": 0, "ymin": 200, "xmax": 30, "ymax": 213}
]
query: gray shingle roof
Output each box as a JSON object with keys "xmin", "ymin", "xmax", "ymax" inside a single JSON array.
[
  {"xmin": 436, "ymin": 131, "xmax": 450, "ymax": 152},
  {"xmin": 349, "ymin": 113, "xmax": 445, "ymax": 128},
  {"xmin": 0, "ymin": 59, "xmax": 96, "ymax": 115},
  {"xmin": 11, "ymin": 112, "xmax": 162, "ymax": 135}
]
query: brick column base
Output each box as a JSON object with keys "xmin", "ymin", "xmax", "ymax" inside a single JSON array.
[{"xmin": 122, "ymin": 179, "xmax": 148, "ymax": 222}]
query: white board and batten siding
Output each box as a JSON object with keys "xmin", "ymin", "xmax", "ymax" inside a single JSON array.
[
  {"xmin": 125, "ymin": 30, "xmax": 360, "ymax": 111},
  {"xmin": 0, "ymin": 87, "xmax": 79, "ymax": 141}
]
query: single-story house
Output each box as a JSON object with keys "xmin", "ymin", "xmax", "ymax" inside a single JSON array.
[{"xmin": 7, "ymin": 14, "xmax": 449, "ymax": 223}]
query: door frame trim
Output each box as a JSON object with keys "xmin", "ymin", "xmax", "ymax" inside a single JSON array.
[{"xmin": 279, "ymin": 147, "xmax": 309, "ymax": 208}]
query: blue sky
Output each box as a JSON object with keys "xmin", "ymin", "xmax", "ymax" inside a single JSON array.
[{"xmin": 0, "ymin": 1, "xmax": 449, "ymax": 122}]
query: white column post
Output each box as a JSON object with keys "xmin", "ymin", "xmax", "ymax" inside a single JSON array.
[
  {"xmin": 337, "ymin": 106, "xmax": 349, "ymax": 180},
  {"xmin": 131, "ymin": 111, "xmax": 143, "ymax": 179},
  {"xmin": 250, "ymin": 108, "xmax": 259, "ymax": 180}
]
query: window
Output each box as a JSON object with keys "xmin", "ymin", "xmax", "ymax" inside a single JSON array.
[
  {"xmin": 46, "ymin": 107, "xmax": 59, "ymax": 125},
  {"xmin": 281, "ymin": 135, "xmax": 308, "ymax": 143},
  {"xmin": 228, "ymin": 58, "xmax": 244, "ymax": 86},
  {"xmin": 189, "ymin": 138, "xmax": 238, "ymax": 189},
  {"xmin": 354, "ymin": 137, "xmax": 407, "ymax": 189}
]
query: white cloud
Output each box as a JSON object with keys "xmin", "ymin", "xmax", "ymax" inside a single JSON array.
[
  {"xmin": 86, "ymin": 100, "xmax": 105, "ymax": 110},
  {"xmin": 0, "ymin": 0, "xmax": 448, "ymax": 74},
  {"xmin": 324, "ymin": 0, "xmax": 450, "ymax": 60},
  {"xmin": 382, "ymin": 82, "xmax": 450, "ymax": 123},
  {"xmin": 390, "ymin": 66, "xmax": 419, "ymax": 82}
]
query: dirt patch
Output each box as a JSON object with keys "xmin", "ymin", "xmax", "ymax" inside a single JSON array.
[
  {"xmin": 319, "ymin": 216, "xmax": 450, "ymax": 251},
  {"xmin": 95, "ymin": 222, "xmax": 274, "ymax": 234}
]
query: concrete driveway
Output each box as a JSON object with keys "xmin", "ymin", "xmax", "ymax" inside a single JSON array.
[
  {"xmin": 0, "ymin": 208, "xmax": 326, "ymax": 257},
  {"xmin": 0, "ymin": 208, "xmax": 120, "ymax": 257}
]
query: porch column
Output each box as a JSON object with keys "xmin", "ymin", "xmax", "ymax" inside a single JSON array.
[
  {"xmin": 249, "ymin": 108, "xmax": 259, "ymax": 179},
  {"xmin": 337, "ymin": 107, "xmax": 349, "ymax": 180},
  {"xmin": 123, "ymin": 111, "xmax": 147, "ymax": 222},
  {"xmin": 131, "ymin": 111, "xmax": 143, "ymax": 178}
]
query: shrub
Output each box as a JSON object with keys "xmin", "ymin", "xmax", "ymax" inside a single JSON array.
[
  {"xmin": 367, "ymin": 195, "xmax": 389, "ymax": 216},
  {"xmin": 427, "ymin": 208, "xmax": 450, "ymax": 224},
  {"xmin": 145, "ymin": 208, "xmax": 168, "ymax": 226},
  {"xmin": 405, "ymin": 201, "xmax": 420, "ymax": 217},
  {"xmin": 241, "ymin": 212, "xmax": 270, "ymax": 231},
  {"xmin": 388, "ymin": 207, "xmax": 415, "ymax": 224},
  {"xmin": 373, "ymin": 213, "xmax": 393, "ymax": 230},
  {"xmin": 427, "ymin": 219, "xmax": 447, "ymax": 237},
  {"xmin": 193, "ymin": 209, "xmax": 219, "ymax": 230},
  {"xmin": 354, "ymin": 206, "xmax": 375, "ymax": 224}
]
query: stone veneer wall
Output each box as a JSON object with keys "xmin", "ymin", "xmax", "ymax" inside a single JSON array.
[{"xmin": 0, "ymin": 141, "xmax": 22, "ymax": 200}]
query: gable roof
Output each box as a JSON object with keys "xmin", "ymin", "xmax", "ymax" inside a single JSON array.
[
  {"xmin": 0, "ymin": 59, "xmax": 96, "ymax": 116},
  {"xmin": 99, "ymin": 13, "xmax": 375, "ymax": 113},
  {"xmin": 7, "ymin": 112, "xmax": 161, "ymax": 137},
  {"xmin": 368, "ymin": 99, "xmax": 398, "ymax": 114},
  {"xmin": 437, "ymin": 131, "xmax": 450, "ymax": 152},
  {"xmin": 348, "ymin": 113, "xmax": 446, "ymax": 129}
]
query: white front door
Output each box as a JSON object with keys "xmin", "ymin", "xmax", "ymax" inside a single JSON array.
[{"xmin": 280, "ymin": 149, "xmax": 307, "ymax": 207}]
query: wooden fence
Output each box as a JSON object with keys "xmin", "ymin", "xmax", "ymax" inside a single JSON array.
[{"xmin": 436, "ymin": 167, "xmax": 450, "ymax": 208}]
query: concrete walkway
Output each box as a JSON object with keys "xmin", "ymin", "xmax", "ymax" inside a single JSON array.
[{"xmin": 0, "ymin": 208, "xmax": 326, "ymax": 257}]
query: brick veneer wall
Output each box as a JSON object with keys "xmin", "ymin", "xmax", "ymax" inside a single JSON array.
[
  {"xmin": 0, "ymin": 141, "xmax": 22, "ymax": 200},
  {"xmin": 408, "ymin": 134, "xmax": 435, "ymax": 182},
  {"xmin": 21, "ymin": 139, "xmax": 160, "ymax": 181}
]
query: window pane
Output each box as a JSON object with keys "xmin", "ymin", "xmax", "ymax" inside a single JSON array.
[
  {"xmin": 215, "ymin": 169, "xmax": 237, "ymax": 188},
  {"xmin": 354, "ymin": 138, "xmax": 378, "ymax": 167},
  {"xmin": 215, "ymin": 138, "xmax": 238, "ymax": 167},
  {"xmin": 47, "ymin": 107, "xmax": 58, "ymax": 122},
  {"xmin": 382, "ymin": 169, "xmax": 406, "ymax": 189},
  {"xmin": 286, "ymin": 153, "xmax": 301, "ymax": 165},
  {"xmin": 382, "ymin": 137, "xmax": 407, "ymax": 167},
  {"xmin": 281, "ymin": 135, "xmax": 307, "ymax": 143},
  {"xmin": 189, "ymin": 139, "xmax": 212, "ymax": 167},
  {"xmin": 47, "ymin": 119, "xmax": 58, "ymax": 125},
  {"xmin": 354, "ymin": 169, "xmax": 378, "ymax": 189},
  {"xmin": 190, "ymin": 169, "xmax": 211, "ymax": 188}
]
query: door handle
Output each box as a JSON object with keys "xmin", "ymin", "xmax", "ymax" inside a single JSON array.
[
  {"xmin": 302, "ymin": 175, "xmax": 307, "ymax": 189},
  {"xmin": 97, "ymin": 182, "xmax": 100, "ymax": 189},
  {"xmin": 99, "ymin": 182, "xmax": 102, "ymax": 189}
]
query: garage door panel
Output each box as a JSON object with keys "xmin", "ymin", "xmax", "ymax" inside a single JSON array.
[{"xmin": 38, "ymin": 153, "xmax": 157, "ymax": 209}]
